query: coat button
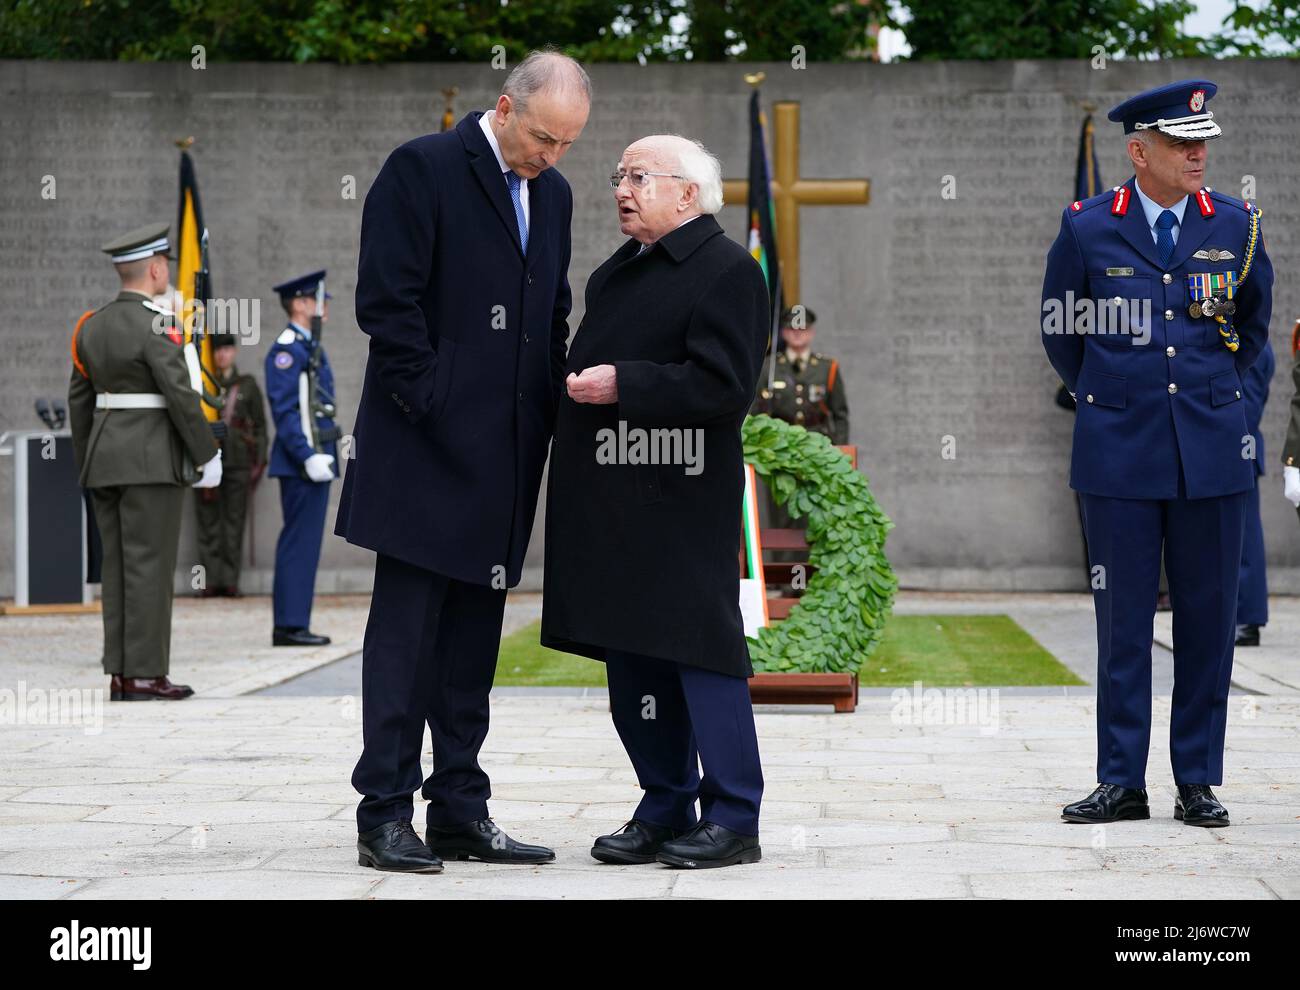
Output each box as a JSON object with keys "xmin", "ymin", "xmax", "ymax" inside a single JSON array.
[
  {"xmin": 1086, "ymin": 394, "xmax": 1094, "ymax": 403},
  {"xmin": 527, "ymin": 273, "xmax": 534, "ymax": 285},
  {"xmin": 1236, "ymin": 390, "xmax": 1241, "ymax": 399},
  {"xmin": 1164, "ymin": 309, "xmax": 1174, "ymax": 321},
  {"xmin": 1112, "ymin": 296, "xmax": 1123, "ymax": 305},
  {"xmin": 1168, "ymin": 383, "xmax": 1178, "ymax": 394},
  {"xmin": 1162, "ymin": 273, "xmax": 1173, "ymax": 284},
  {"xmin": 518, "ymin": 391, "xmax": 524, "ymax": 401},
  {"xmin": 524, "ymin": 334, "xmax": 530, "ymax": 344},
  {"xmin": 1166, "ymin": 346, "xmax": 1176, "ymax": 357}
]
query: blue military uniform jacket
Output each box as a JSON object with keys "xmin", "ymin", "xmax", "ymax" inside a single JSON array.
[
  {"xmin": 1041, "ymin": 178, "xmax": 1274, "ymax": 500},
  {"xmin": 265, "ymin": 323, "xmax": 339, "ymax": 479}
]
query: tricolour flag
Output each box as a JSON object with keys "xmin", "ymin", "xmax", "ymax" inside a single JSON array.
[{"xmin": 745, "ymin": 89, "xmax": 781, "ymax": 328}]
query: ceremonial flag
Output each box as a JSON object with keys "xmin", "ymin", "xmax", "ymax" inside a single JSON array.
[
  {"xmin": 175, "ymin": 149, "xmax": 218, "ymax": 420},
  {"xmin": 1075, "ymin": 111, "xmax": 1103, "ymax": 202},
  {"xmin": 745, "ymin": 89, "xmax": 781, "ymax": 329}
]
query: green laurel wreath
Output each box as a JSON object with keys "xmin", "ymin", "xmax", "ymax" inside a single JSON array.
[{"xmin": 742, "ymin": 413, "xmax": 897, "ymax": 674}]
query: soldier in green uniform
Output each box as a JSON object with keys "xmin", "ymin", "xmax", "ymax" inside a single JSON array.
[
  {"xmin": 751, "ymin": 307, "xmax": 852, "ymax": 541},
  {"xmin": 68, "ymin": 223, "xmax": 223, "ymax": 701},
  {"xmin": 751, "ymin": 307, "xmax": 850, "ymax": 445},
  {"xmin": 194, "ymin": 334, "xmax": 267, "ymax": 598}
]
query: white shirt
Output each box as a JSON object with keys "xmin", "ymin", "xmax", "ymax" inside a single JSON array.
[
  {"xmin": 1133, "ymin": 178, "xmax": 1187, "ymax": 249},
  {"xmin": 290, "ymin": 320, "xmax": 312, "ymax": 341},
  {"xmin": 636, "ymin": 214, "xmax": 702, "ymax": 254},
  {"xmin": 480, "ymin": 109, "xmax": 529, "ymax": 226}
]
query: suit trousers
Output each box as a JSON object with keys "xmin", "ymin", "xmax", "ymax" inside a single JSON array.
[
  {"xmin": 605, "ymin": 648, "xmax": 764, "ymax": 836},
  {"xmin": 351, "ymin": 553, "xmax": 506, "ymax": 832}
]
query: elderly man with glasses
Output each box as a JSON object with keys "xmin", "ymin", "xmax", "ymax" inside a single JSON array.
[{"xmin": 541, "ymin": 134, "xmax": 771, "ymax": 869}]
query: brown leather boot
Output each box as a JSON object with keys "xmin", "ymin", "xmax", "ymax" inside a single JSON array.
[{"xmin": 111, "ymin": 676, "xmax": 195, "ymax": 701}]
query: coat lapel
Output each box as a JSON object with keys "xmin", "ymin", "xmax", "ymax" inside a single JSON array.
[
  {"xmin": 458, "ymin": 112, "xmax": 524, "ymax": 258},
  {"xmin": 524, "ymin": 172, "xmax": 545, "ymax": 263}
]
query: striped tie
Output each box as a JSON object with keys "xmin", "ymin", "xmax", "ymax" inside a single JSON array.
[{"xmin": 506, "ymin": 171, "xmax": 528, "ymax": 254}]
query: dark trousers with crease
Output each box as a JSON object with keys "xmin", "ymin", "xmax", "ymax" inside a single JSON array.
[
  {"xmin": 1080, "ymin": 477, "xmax": 1245, "ymax": 789},
  {"xmin": 351, "ymin": 553, "xmax": 506, "ymax": 832},
  {"xmin": 1236, "ymin": 478, "xmax": 1268, "ymax": 627},
  {"xmin": 605, "ymin": 648, "xmax": 763, "ymax": 836}
]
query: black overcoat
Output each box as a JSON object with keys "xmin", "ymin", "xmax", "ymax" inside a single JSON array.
[
  {"xmin": 335, "ymin": 112, "xmax": 573, "ymax": 587},
  {"xmin": 540, "ymin": 214, "xmax": 769, "ymax": 677}
]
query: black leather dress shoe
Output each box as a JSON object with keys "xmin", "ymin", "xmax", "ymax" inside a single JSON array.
[
  {"xmin": 272, "ymin": 627, "xmax": 331, "ymax": 647},
  {"xmin": 656, "ymin": 821, "xmax": 761, "ymax": 869},
  {"xmin": 591, "ymin": 819, "xmax": 684, "ymax": 865},
  {"xmin": 1061, "ymin": 783, "xmax": 1150, "ymax": 823},
  {"xmin": 426, "ymin": 818, "xmax": 555, "ymax": 864},
  {"xmin": 1234, "ymin": 623, "xmax": 1260, "ymax": 647},
  {"xmin": 357, "ymin": 821, "xmax": 444, "ymax": 873},
  {"xmin": 1175, "ymin": 784, "xmax": 1230, "ymax": 827}
]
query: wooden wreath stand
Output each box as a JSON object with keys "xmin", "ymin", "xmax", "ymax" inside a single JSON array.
[{"xmin": 745, "ymin": 444, "xmax": 860, "ymax": 712}]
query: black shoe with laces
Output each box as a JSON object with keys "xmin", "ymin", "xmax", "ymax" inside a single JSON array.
[{"xmin": 357, "ymin": 820, "xmax": 444, "ymax": 873}]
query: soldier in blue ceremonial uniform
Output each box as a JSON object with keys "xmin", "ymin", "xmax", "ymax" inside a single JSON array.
[
  {"xmin": 265, "ymin": 270, "xmax": 339, "ymax": 647},
  {"xmin": 1041, "ymin": 80, "xmax": 1273, "ymax": 828}
]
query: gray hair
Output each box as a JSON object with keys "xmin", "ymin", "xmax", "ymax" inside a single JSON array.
[
  {"xmin": 502, "ymin": 50, "xmax": 592, "ymax": 112},
  {"xmin": 635, "ymin": 134, "xmax": 724, "ymax": 215}
]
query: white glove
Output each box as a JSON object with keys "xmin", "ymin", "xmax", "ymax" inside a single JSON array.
[
  {"xmin": 303, "ymin": 452, "xmax": 336, "ymax": 483},
  {"xmin": 1284, "ymin": 466, "xmax": 1300, "ymax": 508},
  {"xmin": 192, "ymin": 450, "xmax": 223, "ymax": 489}
]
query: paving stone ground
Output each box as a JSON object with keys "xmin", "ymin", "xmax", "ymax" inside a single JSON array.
[{"xmin": 1, "ymin": 592, "xmax": 1296, "ymax": 899}]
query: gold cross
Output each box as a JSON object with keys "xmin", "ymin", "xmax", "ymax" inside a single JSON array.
[{"xmin": 722, "ymin": 100, "xmax": 870, "ymax": 308}]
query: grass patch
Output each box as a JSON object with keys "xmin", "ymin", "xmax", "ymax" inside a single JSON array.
[
  {"xmin": 859, "ymin": 614, "xmax": 1083, "ymax": 687},
  {"xmin": 494, "ymin": 614, "xmax": 1081, "ymax": 688}
]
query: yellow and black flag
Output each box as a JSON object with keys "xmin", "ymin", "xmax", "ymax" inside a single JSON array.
[{"xmin": 175, "ymin": 148, "xmax": 220, "ymax": 420}]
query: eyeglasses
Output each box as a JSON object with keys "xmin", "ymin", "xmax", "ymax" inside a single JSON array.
[{"xmin": 609, "ymin": 168, "xmax": 686, "ymax": 189}]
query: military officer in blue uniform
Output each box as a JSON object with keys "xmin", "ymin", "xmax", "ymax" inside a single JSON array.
[
  {"xmin": 1235, "ymin": 338, "xmax": 1274, "ymax": 647},
  {"xmin": 1041, "ymin": 80, "xmax": 1273, "ymax": 829},
  {"xmin": 266, "ymin": 270, "xmax": 339, "ymax": 647}
]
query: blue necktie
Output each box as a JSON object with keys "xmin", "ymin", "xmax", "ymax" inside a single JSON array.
[
  {"xmin": 506, "ymin": 171, "xmax": 528, "ymax": 254},
  {"xmin": 1155, "ymin": 209, "xmax": 1177, "ymax": 269}
]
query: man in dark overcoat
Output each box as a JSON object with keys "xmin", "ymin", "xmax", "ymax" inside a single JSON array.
[
  {"xmin": 542, "ymin": 134, "xmax": 770, "ymax": 869},
  {"xmin": 336, "ymin": 51, "xmax": 590, "ymax": 873}
]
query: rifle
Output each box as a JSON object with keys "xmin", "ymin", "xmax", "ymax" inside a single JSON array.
[{"xmin": 299, "ymin": 277, "xmax": 339, "ymax": 480}]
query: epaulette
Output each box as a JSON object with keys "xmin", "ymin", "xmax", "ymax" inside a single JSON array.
[
  {"xmin": 141, "ymin": 299, "xmax": 173, "ymax": 316},
  {"xmin": 1067, "ymin": 188, "xmax": 1114, "ymax": 216},
  {"xmin": 275, "ymin": 327, "xmax": 298, "ymax": 346},
  {"xmin": 1203, "ymin": 186, "xmax": 1251, "ymax": 211}
]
